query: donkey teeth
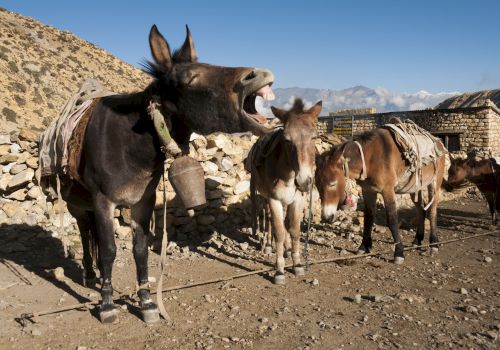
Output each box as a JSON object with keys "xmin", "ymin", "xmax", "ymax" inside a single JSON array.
[{"xmin": 263, "ymin": 92, "xmax": 275, "ymax": 101}]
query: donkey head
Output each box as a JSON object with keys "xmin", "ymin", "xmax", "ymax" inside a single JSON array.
[
  {"xmin": 145, "ymin": 25, "xmax": 275, "ymax": 136},
  {"xmin": 315, "ymin": 146, "xmax": 347, "ymax": 222},
  {"xmin": 445, "ymin": 157, "xmax": 470, "ymax": 191},
  {"xmin": 271, "ymin": 99, "xmax": 321, "ymax": 192}
]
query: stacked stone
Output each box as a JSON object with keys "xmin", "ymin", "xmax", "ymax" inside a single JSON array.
[{"xmin": 0, "ymin": 129, "xmax": 77, "ymax": 246}]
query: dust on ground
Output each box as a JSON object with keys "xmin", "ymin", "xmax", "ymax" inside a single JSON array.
[{"xmin": 0, "ymin": 198, "xmax": 498, "ymax": 350}]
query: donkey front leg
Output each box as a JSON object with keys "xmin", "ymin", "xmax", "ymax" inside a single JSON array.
[
  {"xmin": 93, "ymin": 193, "xmax": 119, "ymax": 323},
  {"xmin": 131, "ymin": 193, "xmax": 160, "ymax": 323},
  {"xmin": 287, "ymin": 193, "xmax": 306, "ymax": 276},
  {"xmin": 263, "ymin": 204, "xmax": 273, "ymax": 255},
  {"xmin": 269, "ymin": 198, "xmax": 287, "ymax": 285},
  {"xmin": 357, "ymin": 189, "xmax": 377, "ymax": 255},
  {"xmin": 427, "ymin": 184, "xmax": 440, "ymax": 255},
  {"xmin": 382, "ymin": 189, "xmax": 405, "ymax": 264}
]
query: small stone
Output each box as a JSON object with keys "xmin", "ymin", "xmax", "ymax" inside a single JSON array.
[
  {"xmin": 0, "ymin": 134, "xmax": 11, "ymax": 145},
  {"xmin": 203, "ymin": 161, "xmax": 219, "ymax": 175},
  {"xmin": 7, "ymin": 168, "xmax": 34, "ymax": 190},
  {"xmin": 9, "ymin": 163, "xmax": 27, "ymax": 175},
  {"xmin": 31, "ymin": 329, "xmax": 42, "ymax": 336},
  {"xmin": 115, "ymin": 225, "xmax": 132, "ymax": 239},
  {"xmin": 233, "ymin": 180, "xmax": 250, "ymax": 195},
  {"xmin": 25, "ymin": 157, "xmax": 38, "ymax": 169},
  {"xmin": 259, "ymin": 317, "xmax": 269, "ymax": 323},
  {"xmin": 50, "ymin": 267, "xmax": 65, "ymax": 281},
  {"xmin": 76, "ymin": 346, "xmax": 88, "ymax": 350},
  {"xmin": 239, "ymin": 242, "xmax": 249, "ymax": 251},
  {"xmin": 354, "ymin": 294, "xmax": 362, "ymax": 304},
  {"xmin": 6, "ymin": 188, "xmax": 27, "ymax": 201},
  {"xmin": 18, "ymin": 128, "xmax": 38, "ymax": 142},
  {"xmin": 27, "ymin": 186, "xmax": 43, "ymax": 199},
  {"xmin": 10, "ymin": 143, "xmax": 21, "ymax": 154},
  {"xmin": 311, "ymin": 278, "xmax": 319, "ymax": 286},
  {"xmin": 460, "ymin": 288, "xmax": 468, "ymax": 295},
  {"xmin": 484, "ymin": 256, "xmax": 492, "ymax": 263}
]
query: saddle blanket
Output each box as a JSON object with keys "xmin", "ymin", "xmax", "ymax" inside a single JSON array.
[
  {"xmin": 382, "ymin": 120, "xmax": 444, "ymax": 193},
  {"xmin": 36, "ymin": 80, "xmax": 113, "ymax": 189}
]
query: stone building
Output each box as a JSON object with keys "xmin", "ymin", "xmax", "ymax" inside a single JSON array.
[{"xmin": 318, "ymin": 89, "xmax": 500, "ymax": 156}]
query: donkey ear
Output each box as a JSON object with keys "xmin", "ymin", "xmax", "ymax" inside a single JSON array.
[
  {"xmin": 177, "ymin": 25, "xmax": 198, "ymax": 63},
  {"xmin": 307, "ymin": 100, "xmax": 322, "ymax": 119},
  {"xmin": 271, "ymin": 106, "xmax": 287, "ymax": 122},
  {"xmin": 149, "ymin": 25, "xmax": 172, "ymax": 69}
]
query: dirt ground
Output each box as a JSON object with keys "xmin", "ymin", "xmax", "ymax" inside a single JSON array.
[{"xmin": 0, "ymin": 197, "xmax": 498, "ymax": 350}]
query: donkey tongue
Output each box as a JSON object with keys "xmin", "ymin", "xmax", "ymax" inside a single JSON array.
[
  {"xmin": 256, "ymin": 85, "xmax": 275, "ymax": 101},
  {"xmin": 249, "ymin": 114, "xmax": 269, "ymax": 125}
]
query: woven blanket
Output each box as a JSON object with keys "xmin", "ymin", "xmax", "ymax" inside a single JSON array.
[
  {"xmin": 36, "ymin": 80, "xmax": 113, "ymax": 187},
  {"xmin": 244, "ymin": 128, "xmax": 283, "ymax": 173},
  {"xmin": 382, "ymin": 120, "xmax": 443, "ymax": 193}
]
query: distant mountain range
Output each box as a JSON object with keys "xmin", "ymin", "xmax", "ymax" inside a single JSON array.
[{"xmin": 257, "ymin": 85, "xmax": 460, "ymax": 117}]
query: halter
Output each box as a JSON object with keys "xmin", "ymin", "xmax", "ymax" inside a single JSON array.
[{"xmin": 340, "ymin": 140, "xmax": 367, "ymax": 181}]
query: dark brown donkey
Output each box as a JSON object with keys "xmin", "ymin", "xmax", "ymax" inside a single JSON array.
[
  {"xmin": 446, "ymin": 157, "xmax": 500, "ymax": 224},
  {"xmin": 57, "ymin": 25, "xmax": 275, "ymax": 323},
  {"xmin": 246, "ymin": 99, "xmax": 321, "ymax": 285},
  {"xmin": 315, "ymin": 128, "xmax": 446, "ymax": 264}
]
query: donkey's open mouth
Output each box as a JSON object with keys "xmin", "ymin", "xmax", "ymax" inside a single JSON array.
[{"xmin": 243, "ymin": 83, "xmax": 275, "ymax": 125}]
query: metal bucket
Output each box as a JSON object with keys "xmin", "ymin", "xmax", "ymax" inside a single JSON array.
[{"xmin": 168, "ymin": 156, "xmax": 206, "ymax": 209}]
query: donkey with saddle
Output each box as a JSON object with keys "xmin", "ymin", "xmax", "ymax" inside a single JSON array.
[
  {"xmin": 245, "ymin": 99, "xmax": 322, "ymax": 285},
  {"xmin": 37, "ymin": 25, "xmax": 276, "ymax": 323},
  {"xmin": 316, "ymin": 119, "xmax": 447, "ymax": 264}
]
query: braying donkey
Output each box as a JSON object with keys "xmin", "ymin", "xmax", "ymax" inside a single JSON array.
[{"xmin": 53, "ymin": 25, "xmax": 276, "ymax": 323}]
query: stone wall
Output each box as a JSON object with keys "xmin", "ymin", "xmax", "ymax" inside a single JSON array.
[{"xmin": 320, "ymin": 106, "xmax": 500, "ymax": 156}]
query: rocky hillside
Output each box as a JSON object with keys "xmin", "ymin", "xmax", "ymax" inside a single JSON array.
[
  {"xmin": 435, "ymin": 89, "xmax": 500, "ymax": 109},
  {"xmin": 0, "ymin": 7, "xmax": 151, "ymax": 133}
]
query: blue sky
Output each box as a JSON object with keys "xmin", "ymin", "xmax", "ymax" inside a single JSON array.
[{"xmin": 2, "ymin": 0, "xmax": 499, "ymax": 93}]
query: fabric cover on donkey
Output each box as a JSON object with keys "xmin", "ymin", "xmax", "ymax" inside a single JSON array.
[
  {"xmin": 36, "ymin": 80, "xmax": 113, "ymax": 195},
  {"xmin": 244, "ymin": 127, "xmax": 283, "ymax": 173},
  {"xmin": 382, "ymin": 119, "xmax": 444, "ymax": 194}
]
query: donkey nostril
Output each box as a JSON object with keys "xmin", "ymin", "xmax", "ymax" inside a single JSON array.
[{"xmin": 243, "ymin": 71, "xmax": 257, "ymax": 81}]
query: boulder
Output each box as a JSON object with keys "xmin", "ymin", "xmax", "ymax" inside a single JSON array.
[
  {"xmin": 6, "ymin": 188, "xmax": 27, "ymax": 201},
  {"xmin": 25, "ymin": 157, "xmax": 38, "ymax": 169},
  {"xmin": 234, "ymin": 180, "xmax": 250, "ymax": 195},
  {"xmin": 2, "ymin": 202, "xmax": 19, "ymax": 218},
  {"xmin": 7, "ymin": 168, "xmax": 34, "ymax": 190},
  {"xmin": 0, "ymin": 144, "xmax": 10, "ymax": 156},
  {"xmin": 18, "ymin": 128, "xmax": 38, "ymax": 142},
  {"xmin": 10, "ymin": 163, "xmax": 27, "ymax": 175},
  {"xmin": 0, "ymin": 134, "xmax": 11, "ymax": 145}
]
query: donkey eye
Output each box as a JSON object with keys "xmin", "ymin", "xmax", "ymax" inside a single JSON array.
[{"xmin": 328, "ymin": 181, "xmax": 337, "ymax": 188}]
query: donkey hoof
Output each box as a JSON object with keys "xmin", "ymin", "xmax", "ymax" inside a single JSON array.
[
  {"xmin": 284, "ymin": 250, "xmax": 292, "ymax": 259},
  {"xmin": 99, "ymin": 305, "xmax": 119, "ymax": 324},
  {"xmin": 430, "ymin": 247, "xmax": 439, "ymax": 256},
  {"xmin": 393, "ymin": 256, "xmax": 405, "ymax": 265},
  {"xmin": 83, "ymin": 276, "xmax": 96, "ymax": 288},
  {"xmin": 264, "ymin": 246, "xmax": 273, "ymax": 255},
  {"xmin": 273, "ymin": 274, "xmax": 286, "ymax": 285},
  {"xmin": 293, "ymin": 266, "xmax": 305, "ymax": 277},
  {"xmin": 141, "ymin": 304, "xmax": 160, "ymax": 324}
]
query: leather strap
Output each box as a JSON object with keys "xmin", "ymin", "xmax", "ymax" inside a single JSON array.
[{"xmin": 354, "ymin": 141, "xmax": 367, "ymax": 180}]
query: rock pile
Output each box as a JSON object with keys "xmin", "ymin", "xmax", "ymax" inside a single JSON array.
[{"xmin": 0, "ymin": 127, "xmax": 467, "ymax": 255}]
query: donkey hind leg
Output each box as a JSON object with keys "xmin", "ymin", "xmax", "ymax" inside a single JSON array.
[
  {"xmin": 382, "ymin": 189, "xmax": 405, "ymax": 264},
  {"xmin": 93, "ymin": 192, "xmax": 119, "ymax": 323},
  {"xmin": 357, "ymin": 189, "xmax": 377, "ymax": 255},
  {"xmin": 263, "ymin": 204, "xmax": 273, "ymax": 255},
  {"xmin": 269, "ymin": 198, "xmax": 287, "ymax": 285},
  {"xmin": 411, "ymin": 191, "xmax": 426, "ymax": 248},
  {"xmin": 132, "ymin": 193, "xmax": 160, "ymax": 323},
  {"xmin": 287, "ymin": 194, "xmax": 306, "ymax": 277},
  {"xmin": 67, "ymin": 204, "xmax": 97, "ymax": 287},
  {"xmin": 427, "ymin": 184, "xmax": 440, "ymax": 255}
]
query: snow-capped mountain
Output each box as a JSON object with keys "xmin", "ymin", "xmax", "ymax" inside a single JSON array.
[{"xmin": 256, "ymin": 85, "xmax": 460, "ymax": 117}]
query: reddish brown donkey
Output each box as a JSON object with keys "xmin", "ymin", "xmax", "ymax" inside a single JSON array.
[
  {"xmin": 246, "ymin": 99, "xmax": 321, "ymax": 284},
  {"xmin": 446, "ymin": 157, "xmax": 500, "ymax": 224},
  {"xmin": 315, "ymin": 128, "xmax": 446, "ymax": 263}
]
